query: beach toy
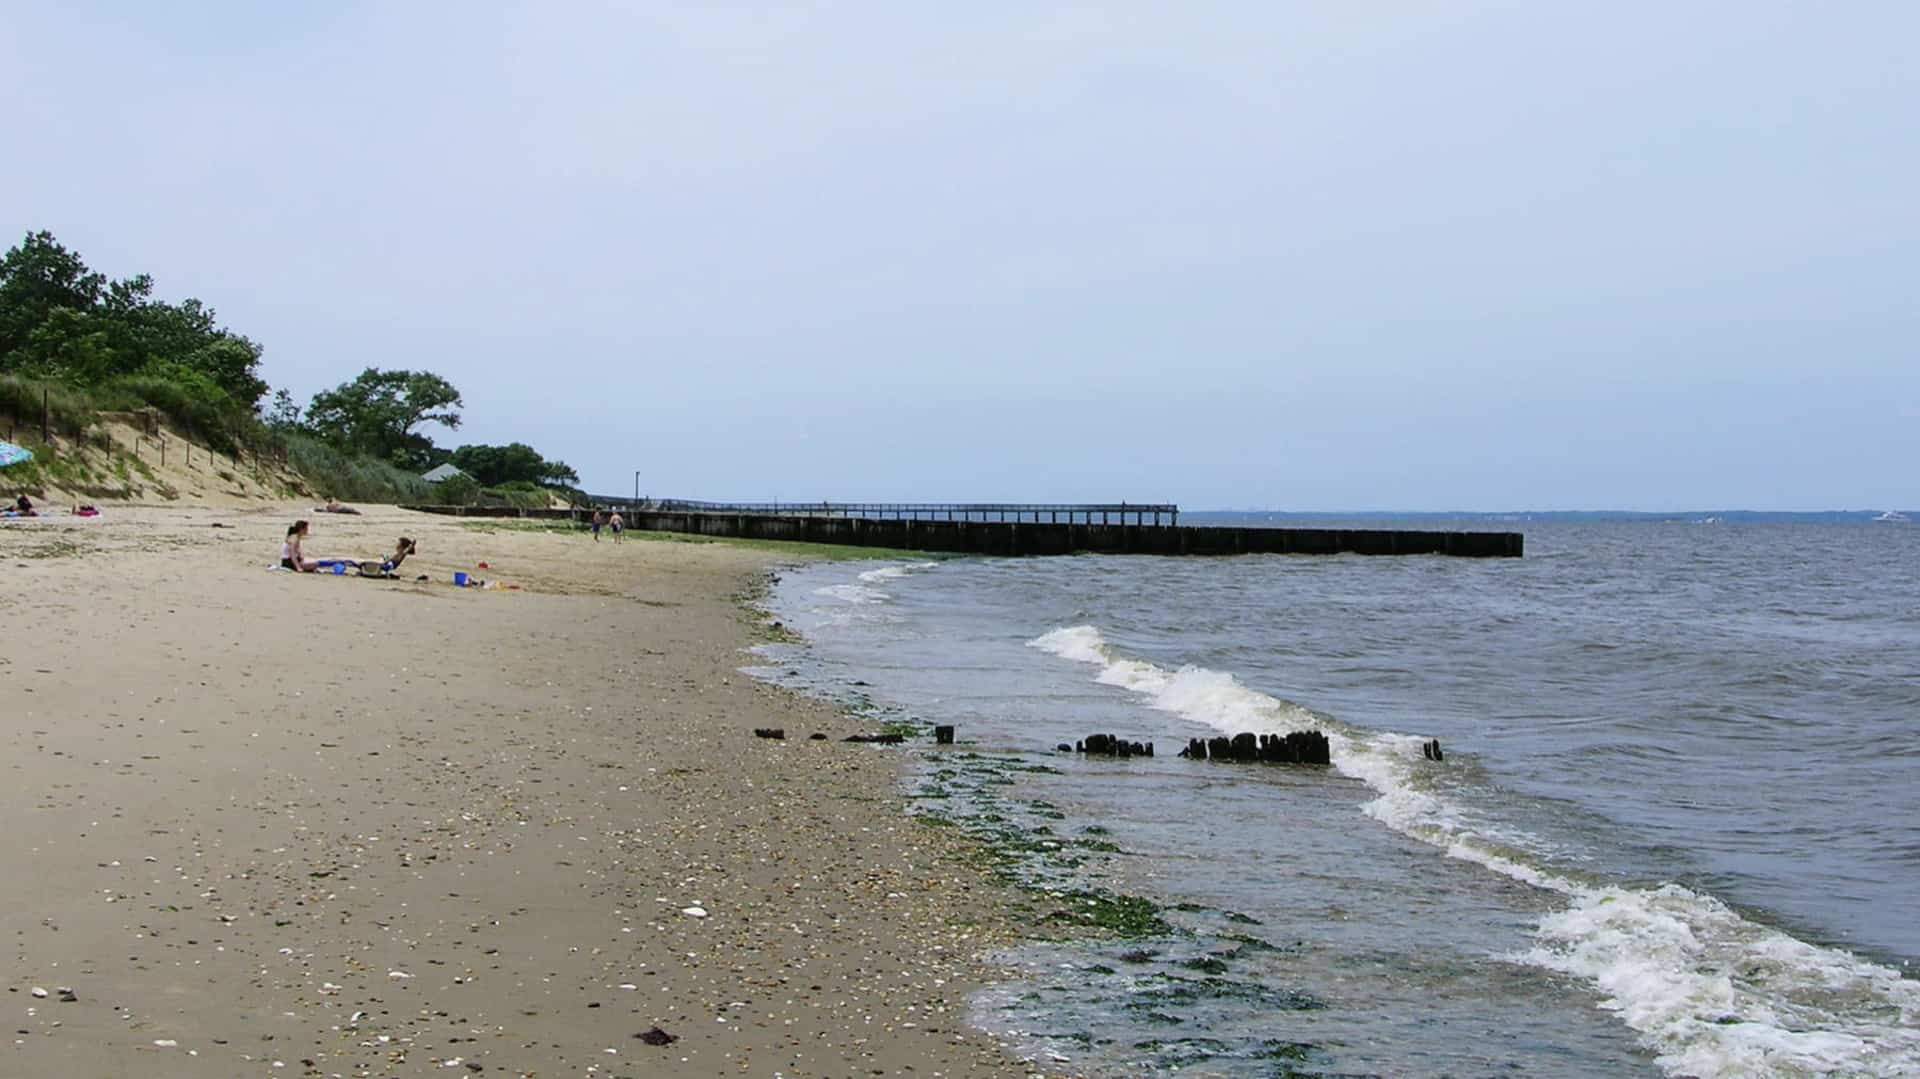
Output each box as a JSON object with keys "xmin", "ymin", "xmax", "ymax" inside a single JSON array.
[
  {"xmin": 332, "ymin": 563, "xmax": 346, "ymax": 575},
  {"xmin": 453, "ymin": 571, "xmax": 469, "ymax": 587},
  {"xmin": 477, "ymin": 561, "xmax": 489, "ymax": 569}
]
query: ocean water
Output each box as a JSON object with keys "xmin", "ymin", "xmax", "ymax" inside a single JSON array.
[{"xmin": 748, "ymin": 520, "xmax": 1920, "ymax": 1078}]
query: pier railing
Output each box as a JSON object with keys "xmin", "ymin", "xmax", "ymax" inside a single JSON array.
[
  {"xmin": 399, "ymin": 500, "xmax": 1522, "ymax": 556},
  {"xmin": 586, "ymin": 498, "xmax": 1180, "ymax": 527}
]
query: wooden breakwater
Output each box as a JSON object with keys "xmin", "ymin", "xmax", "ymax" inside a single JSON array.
[
  {"xmin": 404, "ymin": 505, "xmax": 1523, "ymax": 557},
  {"xmin": 618, "ymin": 510, "xmax": 1522, "ymax": 557}
]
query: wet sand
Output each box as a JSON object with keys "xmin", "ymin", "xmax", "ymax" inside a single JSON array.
[{"xmin": 0, "ymin": 505, "xmax": 1043, "ymax": 1077}]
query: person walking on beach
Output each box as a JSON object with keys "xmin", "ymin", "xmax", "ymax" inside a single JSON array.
[
  {"xmin": 609, "ymin": 511, "xmax": 624, "ymax": 543},
  {"xmin": 591, "ymin": 509, "xmax": 605, "ymax": 541}
]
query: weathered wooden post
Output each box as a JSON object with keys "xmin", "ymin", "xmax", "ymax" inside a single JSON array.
[{"xmin": 934, "ymin": 725, "xmax": 955, "ymax": 745}]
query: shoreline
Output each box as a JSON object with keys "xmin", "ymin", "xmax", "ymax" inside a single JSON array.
[{"xmin": 0, "ymin": 505, "xmax": 1052, "ymax": 1077}]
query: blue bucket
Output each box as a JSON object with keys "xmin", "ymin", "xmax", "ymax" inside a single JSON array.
[
  {"xmin": 453, "ymin": 571, "xmax": 469, "ymax": 587},
  {"xmin": 332, "ymin": 562, "xmax": 346, "ymax": 575}
]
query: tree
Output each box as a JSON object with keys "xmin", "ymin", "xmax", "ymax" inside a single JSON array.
[
  {"xmin": 306, "ymin": 368, "xmax": 462, "ymax": 469},
  {"xmin": 0, "ymin": 231, "xmax": 270, "ymax": 408},
  {"xmin": 264, "ymin": 389, "xmax": 303, "ymax": 429},
  {"xmin": 0, "ymin": 231, "xmax": 105, "ymax": 365},
  {"xmin": 449, "ymin": 441, "xmax": 579, "ymax": 488}
]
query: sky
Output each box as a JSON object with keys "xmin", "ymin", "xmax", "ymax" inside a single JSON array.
[{"xmin": 3, "ymin": 2, "xmax": 1915, "ymax": 511}]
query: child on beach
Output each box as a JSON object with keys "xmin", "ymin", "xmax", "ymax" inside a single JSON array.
[{"xmin": 591, "ymin": 509, "xmax": 605, "ymax": 541}]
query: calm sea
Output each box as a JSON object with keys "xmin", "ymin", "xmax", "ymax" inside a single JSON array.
[{"xmin": 750, "ymin": 520, "xmax": 1920, "ymax": 1078}]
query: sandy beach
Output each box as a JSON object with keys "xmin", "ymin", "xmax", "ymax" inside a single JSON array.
[{"xmin": 1, "ymin": 505, "xmax": 1044, "ymax": 1078}]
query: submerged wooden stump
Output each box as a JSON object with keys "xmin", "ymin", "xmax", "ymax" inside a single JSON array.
[
  {"xmin": 1074, "ymin": 733, "xmax": 1153, "ymax": 757},
  {"xmin": 1176, "ymin": 729, "xmax": 1330, "ymax": 765}
]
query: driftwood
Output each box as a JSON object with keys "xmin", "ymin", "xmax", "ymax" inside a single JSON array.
[
  {"xmin": 844, "ymin": 733, "xmax": 905, "ymax": 744},
  {"xmin": 1176, "ymin": 730, "xmax": 1331, "ymax": 765},
  {"xmin": 753, "ymin": 727, "xmax": 785, "ymax": 740}
]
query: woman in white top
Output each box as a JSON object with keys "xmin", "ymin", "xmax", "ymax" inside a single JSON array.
[{"xmin": 281, "ymin": 520, "xmax": 318, "ymax": 572}]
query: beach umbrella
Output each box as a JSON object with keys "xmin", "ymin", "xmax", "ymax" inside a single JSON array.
[{"xmin": 0, "ymin": 439, "xmax": 31, "ymax": 469}]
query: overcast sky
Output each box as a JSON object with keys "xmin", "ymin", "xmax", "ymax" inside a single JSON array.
[{"xmin": 5, "ymin": 2, "xmax": 1915, "ymax": 510}]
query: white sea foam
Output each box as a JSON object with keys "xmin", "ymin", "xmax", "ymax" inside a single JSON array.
[
  {"xmin": 1028, "ymin": 624, "xmax": 1920, "ymax": 1077},
  {"xmin": 812, "ymin": 583, "xmax": 889, "ymax": 605},
  {"xmin": 857, "ymin": 561, "xmax": 940, "ymax": 585}
]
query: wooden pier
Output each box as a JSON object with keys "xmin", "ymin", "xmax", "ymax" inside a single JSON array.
[
  {"xmin": 633, "ymin": 500, "xmax": 1178, "ymax": 527},
  {"xmin": 404, "ymin": 500, "xmax": 1523, "ymax": 557}
]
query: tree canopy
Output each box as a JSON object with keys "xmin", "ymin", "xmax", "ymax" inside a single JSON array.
[
  {"xmin": 305, "ymin": 368, "xmax": 463, "ymax": 470},
  {"xmin": 0, "ymin": 231, "xmax": 267, "ymax": 407},
  {"xmin": 449, "ymin": 442, "xmax": 579, "ymax": 488},
  {"xmin": 3, "ymin": 229, "xmax": 585, "ymax": 504}
]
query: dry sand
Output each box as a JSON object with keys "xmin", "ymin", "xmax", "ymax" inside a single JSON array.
[{"xmin": 0, "ymin": 505, "xmax": 1050, "ymax": 1078}]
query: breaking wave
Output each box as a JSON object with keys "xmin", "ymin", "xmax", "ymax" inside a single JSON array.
[{"xmin": 1029, "ymin": 624, "xmax": 1920, "ymax": 1077}]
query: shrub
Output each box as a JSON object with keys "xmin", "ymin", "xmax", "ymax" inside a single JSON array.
[
  {"xmin": 486, "ymin": 480, "xmax": 553, "ymax": 509},
  {"xmin": 430, "ymin": 474, "xmax": 481, "ymax": 505},
  {"xmin": 0, "ymin": 375, "xmax": 94, "ymax": 439},
  {"xmin": 281, "ymin": 431, "xmax": 434, "ymax": 504},
  {"xmin": 93, "ymin": 367, "xmax": 251, "ymax": 454}
]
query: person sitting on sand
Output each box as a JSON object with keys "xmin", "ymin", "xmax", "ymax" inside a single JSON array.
[
  {"xmin": 376, "ymin": 536, "xmax": 416, "ymax": 577},
  {"xmin": 281, "ymin": 520, "xmax": 320, "ymax": 572}
]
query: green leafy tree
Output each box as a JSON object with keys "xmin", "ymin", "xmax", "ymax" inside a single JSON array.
[
  {"xmin": 306, "ymin": 368, "xmax": 463, "ymax": 469},
  {"xmin": 449, "ymin": 441, "xmax": 579, "ymax": 488},
  {"xmin": 264, "ymin": 388, "xmax": 303, "ymax": 429},
  {"xmin": 15, "ymin": 307, "xmax": 117, "ymax": 381},
  {"xmin": 0, "ymin": 231, "xmax": 105, "ymax": 364},
  {"xmin": 0, "ymin": 231, "xmax": 269, "ymax": 408}
]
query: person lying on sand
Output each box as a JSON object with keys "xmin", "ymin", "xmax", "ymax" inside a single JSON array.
[
  {"xmin": 12, "ymin": 494, "xmax": 37, "ymax": 517},
  {"xmin": 316, "ymin": 499, "xmax": 361, "ymax": 515}
]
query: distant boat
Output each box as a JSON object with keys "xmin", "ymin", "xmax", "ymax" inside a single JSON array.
[{"xmin": 1871, "ymin": 510, "xmax": 1910, "ymax": 523}]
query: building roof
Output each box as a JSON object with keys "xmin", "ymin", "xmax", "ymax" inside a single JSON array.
[{"xmin": 422, "ymin": 463, "xmax": 469, "ymax": 482}]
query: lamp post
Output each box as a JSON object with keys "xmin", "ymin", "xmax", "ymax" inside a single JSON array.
[{"xmin": 633, "ymin": 471, "xmax": 640, "ymax": 505}]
